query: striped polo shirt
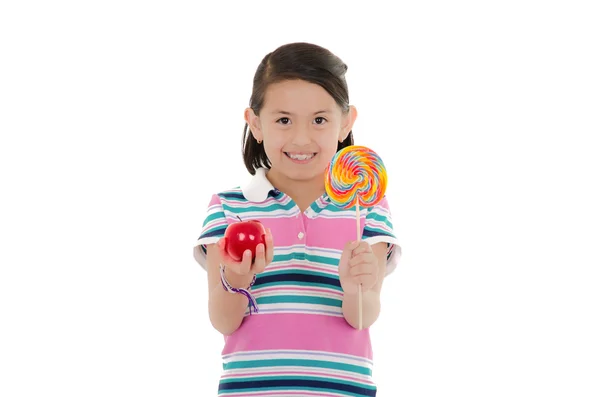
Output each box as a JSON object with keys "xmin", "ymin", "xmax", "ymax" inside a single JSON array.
[{"xmin": 193, "ymin": 167, "xmax": 401, "ymax": 396}]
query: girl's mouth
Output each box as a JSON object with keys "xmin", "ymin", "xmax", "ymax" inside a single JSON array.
[{"xmin": 285, "ymin": 152, "xmax": 317, "ymax": 163}]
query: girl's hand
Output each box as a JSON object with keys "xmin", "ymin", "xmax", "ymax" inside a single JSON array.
[
  {"xmin": 217, "ymin": 228, "xmax": 273, "ymax": 287},
  {"xmin": 338, "ymin": 241, "xmax": 379, "ymax": 294}
]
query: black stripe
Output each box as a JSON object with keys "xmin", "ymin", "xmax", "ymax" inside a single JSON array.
[
  {"xmin": 218, "ymin": 378, "xmax": 376, "ymax": 396},
  {"xmin": 219, "ymin": 192, "xmax": 245, "ymax": 200},
  {"xmin": 218, "ymin": 189, "xmax": 281, "ymax": 201},
  {"xmin": 254, "ymin": 273, "xmax": 341, "ymax": 288},
  {"xmin": 198, "ymin": 226, "xmax": 226, "ymax": 239},
  {"xmin": 362, "ymin": 229, "xmax": 392, "ymax": 239},
  {"xmin": 268, "ymin": 189, "xmax": 282, "ymax": 198}
]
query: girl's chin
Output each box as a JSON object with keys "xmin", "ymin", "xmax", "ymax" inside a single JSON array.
[{"xmin": 280, "ymin": 165, "xmax": 328, "ymax": 182}]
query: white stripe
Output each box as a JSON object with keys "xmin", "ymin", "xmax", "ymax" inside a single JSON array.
[
  {"xmin": 201, "ymin": 217, "xmax": 227, "ymax": 233},
  {"xmin": 368, "ymin": 204, "xmax": 392, "ymax": 217},
  {"xmin": 226, "ymin": 208, "xmax": 298, "ymax": 219},
  {"xmin": 274, "ymin": 245, "xmax": 342, "ymax": 256},
  {"xmin": 318, "ymin": 209, "xmax": 363, "ymax": 219},
  {"xmin": 274, "ymin": 245, "xmax": 309, "ymax": 255},
  {"xmin": 255, "ymin": 302, "xmax": 342, "ymax": 313},
  {"xmin": 222, "ymin": 350, "xmax": 373, "ymax": 367},
  {"xmin": 305, "ymin": 246, "xmax": 343, "ymax": 256},
  {"xmin": 265, "ymin": 262, "xmax": 339, "ymax": 276},
  {"xmin": 206, "ymin": 202, "xmax": 224, "ymax": 213},
  {"xmin": 219, "ymin": 391, "xmax": 350, "ymax": 397},
  {"xmin": 365, "ymin": 217, "xmax": 393, "ymax": 234},
  {"xmin": 221, "ymin": 195, "xmax": 278, "ymax": 208}
]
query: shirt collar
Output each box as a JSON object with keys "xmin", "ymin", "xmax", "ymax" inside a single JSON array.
[{"xmin": 241, "ymin": 167, "xmax": 279, "ymax": 202}]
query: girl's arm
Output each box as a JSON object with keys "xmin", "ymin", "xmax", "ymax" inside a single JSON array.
[
  {"xmin": 206, "ymin": 244, "xmax": 254, "ymax": 336},
  {"xmin": 341, "ymin": 242, "xmax": 388, "ymax": 329},
  {"xmin": 205, "ymin": 229, "xmax": 273, "ymax": 336}
]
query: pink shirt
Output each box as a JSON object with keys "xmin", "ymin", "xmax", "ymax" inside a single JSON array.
[{"xmin": 194, "ymin": 168, "xmax": 401, "ymax": 396}]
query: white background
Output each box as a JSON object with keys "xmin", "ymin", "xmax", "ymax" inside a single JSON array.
[{"xmin": 1, "ymin": 1, "xmax": 599, "ymax": 396}]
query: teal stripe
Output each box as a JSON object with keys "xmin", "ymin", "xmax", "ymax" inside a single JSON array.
[
  {"xmin": 365, "ymin": 212, "xmax": 393, "ymax": 230},
  {"xmin": 202, "ymin": 211, "xmax": 226, "ymax": 227},
  {"xmin": 223, "ymin": 358, "xmax": 371, "ymax": 375},
  {"xmin": 256, "ymin": 295, "xmax": 342, "ymax": 307},
  {"xmin": 273, "ymin": 253, "xmax": 296, "ymax": 262},
  {"xmin": 304, "ymin": 254, "xmax": 339, "ymax": 266},
  {"xmin": 309, "ymin": 201, "xmax": 323, "ymax": 212},
  {"xmin": 222, "ymin": 201, "xmax": 295, "ymax": 213},
  {"xmin": 273, "ymin": 253, "xmax": 339, "ymax": 266}
]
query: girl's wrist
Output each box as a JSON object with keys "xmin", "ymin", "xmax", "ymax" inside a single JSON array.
[
  {"xmin": 223, "ymin": 266, "xmax": 255, "ymax": 289},
  {"xmin": 220, "ymin": 265, "xmax": 259, "ymax": 314}
]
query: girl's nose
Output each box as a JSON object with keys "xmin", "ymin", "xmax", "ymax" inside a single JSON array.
[{"xmin": 291, "ymin": 126, "xmax": 311, "ymax": 145}]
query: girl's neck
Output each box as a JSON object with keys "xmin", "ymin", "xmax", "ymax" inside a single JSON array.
[{"xmin": 266, "ymin": 169, "xmax": 326, "ymax": 212}]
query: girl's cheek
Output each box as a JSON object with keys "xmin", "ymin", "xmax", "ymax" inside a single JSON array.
[{"xmin": 317, "ymin": 133, "xmax": 340, "ymax": 150}]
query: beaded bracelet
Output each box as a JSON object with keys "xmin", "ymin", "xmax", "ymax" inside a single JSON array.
[{"xmin": 219, "ymin": 264, "xmax": 258, "ymax": 314}]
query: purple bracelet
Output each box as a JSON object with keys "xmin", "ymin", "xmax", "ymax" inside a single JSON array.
[{"xmin": 219, "ymin": 265, "xmax": 258, "ymax": 314}]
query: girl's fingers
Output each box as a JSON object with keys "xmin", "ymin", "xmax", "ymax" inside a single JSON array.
[
  {"xmin": 217, "ymin": 238, "xmax": 236, "ymax": 264},
  {"xmin": 226, "ymin": 249, "xmax": 252, "ymax": 276},
  {"xmin": 344, "ymin": 240, "xmax": 361, "ymax": 254},
  {"xmin": 235, "ymin": 249, "xmax": 252, "ymax": 275},
  {"xmin": 349, "ymin": 252, "xmax": 374, "ymax": 268},
  {"xmin": 264, "ymin": 229, "xmax": 274, "ymax": 264},
  {"xmin": 217, "ymin": 237, "xmax": 226, "ymax": 254},
  {"xmin": 219, "ymin": 229, "xmax": 273, "ymax": 276},
  {"xmin": 349, "ymin": 263, "xmax": 378, "ymax": 277},
  {"xmin": 217, "ymin": 237, "xmax": 248, "ymax": 269},
  {"xmin": 351, "ymin": 241, "xmax": 371, "ymax": 257},
  {"xmin": 252, "ymin": 243, "xmax": 267, "ymax": 274}
]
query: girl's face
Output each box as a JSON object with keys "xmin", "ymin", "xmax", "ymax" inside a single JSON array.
[{"xmin": 246, "ymin": 79, "xmax": 357, "ymax": 185}]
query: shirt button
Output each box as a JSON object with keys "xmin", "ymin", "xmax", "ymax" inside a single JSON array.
[{"xmin": 298, "ymin": 232, "xmax": 304, "ymax": 239}]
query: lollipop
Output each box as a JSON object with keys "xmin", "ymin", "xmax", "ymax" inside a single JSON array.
[
  {"xmin": 325, "ymin": 145, "xmax": 387, "ymax": 330},
  {"xmin": 326, "ymin": 146, "xmax": 387, "ymax": 210}
]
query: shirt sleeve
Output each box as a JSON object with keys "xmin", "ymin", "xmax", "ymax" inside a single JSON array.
[
  {"xmin": 361, "ymin": 195, "xmax": 402, "ymax": 276},
  {"xmin": 193, "ymin": 194, "xmax": 228, "ymax": 271}
]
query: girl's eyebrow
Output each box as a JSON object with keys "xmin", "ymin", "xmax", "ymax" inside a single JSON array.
[{"xmin": 271, "ymin": 109, "xmax": 332, "ymax": 115}]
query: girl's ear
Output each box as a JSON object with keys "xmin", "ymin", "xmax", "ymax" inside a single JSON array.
[
  {"xmin": 339, "ymin": 105, "xmax": 358, "ymax": 142},
  {"xmin": 244, "ymin": 108, "xmax": 263, "ymax": 142}
]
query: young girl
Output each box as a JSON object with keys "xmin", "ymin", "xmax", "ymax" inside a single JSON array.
[{"xmin": 193, "ymin": 42, "xmax": 401, "ymax": 397}]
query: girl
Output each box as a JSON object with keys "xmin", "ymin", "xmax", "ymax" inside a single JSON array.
[{"xmin": 193, "ymin": 42, "xmax": 401, "ymax": 396}]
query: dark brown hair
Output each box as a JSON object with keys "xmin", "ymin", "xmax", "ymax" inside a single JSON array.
[{"xmin": 242, "ymin": 42, "xmax": 354, "ymax": 175}]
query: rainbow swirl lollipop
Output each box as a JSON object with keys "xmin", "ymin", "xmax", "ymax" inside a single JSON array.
[
  {"xmin": 325, "ymin": 145, "xmax": 387, "ymax": 209},
  {"xmin": 325, "ymin": 145, "xmax": 387, "ymax": 331}
]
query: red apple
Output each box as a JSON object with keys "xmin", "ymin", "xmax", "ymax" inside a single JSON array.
[{"xmin": 223, "ymin": 217, "xmax": 267, "ymax": 262}]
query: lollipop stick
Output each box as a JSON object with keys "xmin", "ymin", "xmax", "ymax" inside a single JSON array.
[{"xmin": 355, "ymin": 201, "xmax": 363, "ymax": 330}]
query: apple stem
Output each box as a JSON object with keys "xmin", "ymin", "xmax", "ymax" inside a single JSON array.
[{"xmin": 236, "ymin": 215, "xmax": 243, "ymax": 222}]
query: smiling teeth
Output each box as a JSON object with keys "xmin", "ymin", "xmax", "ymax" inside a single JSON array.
[{"xmin": 288, "ymin": 153, "xmax": 314, "ymax": 160}]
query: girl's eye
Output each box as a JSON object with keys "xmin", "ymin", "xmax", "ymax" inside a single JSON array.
[
  {"xmin": 277, "ymin": 117, "xmax": 291, "ymax": 125},
  {"xmin": 314, "ymin": 117, "xmax": 327, "ymax": 125}
]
